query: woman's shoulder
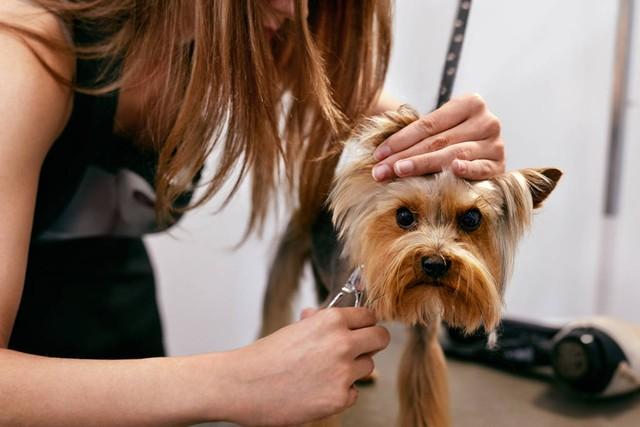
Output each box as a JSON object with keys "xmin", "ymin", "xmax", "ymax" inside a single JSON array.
[
  {"xmin": 0, "ymin": 0, "xmax": 75, "ymax": 91},
  {"xmin": 0, "ymin": 0, "xmax": 75, "ymax": 157},
  {"xmin": 1, "ymin": 0, "xmax": 68, "ymax": 37}
]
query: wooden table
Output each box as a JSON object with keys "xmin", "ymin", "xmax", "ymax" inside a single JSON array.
[
  {"xmin": 205, "ymin": 323, "xmax": 640, "ymax": 426},
  {"xmin": 343, "ymin": 323, "xmax": 640, "ymax": 427}
]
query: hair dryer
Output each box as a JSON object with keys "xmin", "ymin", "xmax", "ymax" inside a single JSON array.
[{"xmin": 442, "ymin": 316, "xmax": 640, "ymax": 398}]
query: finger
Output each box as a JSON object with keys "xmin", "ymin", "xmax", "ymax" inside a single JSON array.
[
  {"xmin": 351, "ymin": 355, "xmax": 375, "ymax": 382},
  {"xmin": 452, "ymin": 158, "xmax": 505, "ymax": 180},
  {"xmin": 392, "ymin": 140, "xmax": 481, "ymax": 177},
  {"xmin": 394, "ymin": 136, "xmax": 506, "ymax": 178},
  {"xmin": 372, "ymin": 117, "xmax": 489, "ymax": 182},
  {"xmin": 373, "ymin": 96, "xmax": 478, "ymax": 161},
  {"xmin": 325, "ymin": 307, "xmax": 377, "ymax": 330},
  {"xmin": 349, "ymin": 325, "xmax": 390, "ymax": 356}
]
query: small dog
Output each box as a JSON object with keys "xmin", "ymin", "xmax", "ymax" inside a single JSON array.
[{"xmin": 261, "ymin": 106, "xmax": 562, "ymax": 427}]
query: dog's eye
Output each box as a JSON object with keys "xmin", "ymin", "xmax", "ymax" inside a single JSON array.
[
  {"xmin": 396, "ymin": 207, "xmax": 416, "ymax": 229},
  {"xmin": 458, "ymin": 208, "xmax": 482, "ymax": 232}
]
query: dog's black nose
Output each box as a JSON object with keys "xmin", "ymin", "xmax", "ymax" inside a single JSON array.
[{"xmin": 421, "ymin": 256, "xmax": 450, "ymax": 279}]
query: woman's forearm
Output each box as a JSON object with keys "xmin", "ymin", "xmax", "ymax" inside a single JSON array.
[
  {"xmin": 0, "ymin": 308, "xmax": 391, "ymax": 426},
  {"xmin": 0, "ymin": 348, "xmax": 232, "ymax": 426}
]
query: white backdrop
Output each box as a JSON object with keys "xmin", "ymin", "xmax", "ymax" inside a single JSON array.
[{"xmin": 145, "ymin": 0, "xmax": 637, "ymax": 357}]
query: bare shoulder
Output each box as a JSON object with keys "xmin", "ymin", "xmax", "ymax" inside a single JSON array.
[
  {"xmin": 0, "ymin": 0, "xmax": 69, "ymax": 40},
  {"xmin": 0, "ymin": 0, "xmax": 75, "ymax": 160}
]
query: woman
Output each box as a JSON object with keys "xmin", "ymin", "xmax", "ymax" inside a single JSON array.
[{"xmin": 0, "ymin": 0, "xmax": 504, "ymax": 425}]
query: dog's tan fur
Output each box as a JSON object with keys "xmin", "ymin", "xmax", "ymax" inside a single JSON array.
[
  {"xmin": 398, "ymin": 324, "xmax": 450, "ymax": 427},
  {"xmin": 261, "ymin": 106, "xmax": 562, "ymax": 426}
]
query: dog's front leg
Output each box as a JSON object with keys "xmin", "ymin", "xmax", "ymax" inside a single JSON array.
[{"xmin": 398, "ymin": 323, "xmax": 451, "ymax": 427}]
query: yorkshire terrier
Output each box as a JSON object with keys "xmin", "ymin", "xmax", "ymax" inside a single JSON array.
[{"xmin": 261, "ymin": 106, "xmax": 562, "ymax": 427}]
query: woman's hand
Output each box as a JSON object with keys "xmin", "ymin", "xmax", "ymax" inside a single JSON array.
[
  {"xmin": 371, "ymin": 93, "xmax": 505, "ymax": 181},
  {"xmin": 218, "ymin": 308, "xmax": 389, "ymax": 426}
]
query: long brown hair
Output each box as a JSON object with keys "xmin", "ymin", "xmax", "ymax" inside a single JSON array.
[{"xmin": 3, "ymin": 0, "xmax": 392, "ymax": 235}]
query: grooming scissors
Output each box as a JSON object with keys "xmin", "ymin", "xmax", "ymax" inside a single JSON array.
[{"xmin": 326, "ymin": 265, "xmax": 365, "ymax": 308}]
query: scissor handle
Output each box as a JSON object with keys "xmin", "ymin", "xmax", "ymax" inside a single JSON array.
[
  {"xmin": 326, "ymin": 288, "xmax": 363, "ymax": 308},
  {"xmin": 327, "ymin": 291, "xmax": 346, "ymax": 308},
  {"xmin": 325, "ymin": 266, "xmax": 365, "ymax": 308}
]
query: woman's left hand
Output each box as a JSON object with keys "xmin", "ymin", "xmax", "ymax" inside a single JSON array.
[{"xmin": 371, "ymin": 93, "xmax": 505, "ymax": 181}]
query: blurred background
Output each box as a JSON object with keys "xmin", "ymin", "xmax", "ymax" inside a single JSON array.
[{"xmin": 144, "ymin": 0, "xmax": 640, "ymax": 359}]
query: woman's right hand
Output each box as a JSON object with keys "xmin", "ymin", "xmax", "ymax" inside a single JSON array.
[{"xmin": 217, "ymin": 308, "xmax": 390, "ymax": 426}]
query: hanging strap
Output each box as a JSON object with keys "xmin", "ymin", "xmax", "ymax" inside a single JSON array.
[{"xmin": 436, "ymin": 0, "xmax": 472, "ymax": 108}]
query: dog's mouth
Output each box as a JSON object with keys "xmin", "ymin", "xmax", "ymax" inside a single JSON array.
[{"xmin": 406, "ymin": 280, "xmax": 455, "ymax": 293}]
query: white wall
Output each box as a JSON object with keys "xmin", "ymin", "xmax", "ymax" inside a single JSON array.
[
  {"xmin": 146, "ymin": 0, "xmax": 635, "ymax": 357},
  {"xmin": 455, "ymin": 1, "xmax": 617, "ymax": 320},
  {"xmin": 145, "ymin": 175, "xmax": 286, "ymax": 355},
  {"xmin": 371, "ymin": 0, "xmax": 622, "ymax": 321}
]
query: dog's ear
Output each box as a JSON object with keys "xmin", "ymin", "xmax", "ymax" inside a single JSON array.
[
  {"xmin": 364, "ymin": 105, "xmax": 421, "ymax": 149},
  {"xmin": 337, "ymin": 105, "xmax": 421, "ymax": 173},
  {"xmin": 487, "ymin": 168, "xmax": 562, "ymax": 243},
  {"xmin": 519, "ymin": 168, "xmax": 563, "ymax": 208},
  {"xmin": 330, "ymin": 106, "xmax": 421, "ymax": 248},
  {"xmin": 490, "ymin": 168, "xmax": 562, "ymax": 215},
  {"xmin": 481, "ymin": 168, "xmax": 561, "ymax": 286}
]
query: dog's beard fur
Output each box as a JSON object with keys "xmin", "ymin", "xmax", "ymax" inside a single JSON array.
[{"xmin": 329, "ymin": 106, "xmax": 561, "ymax": 334}]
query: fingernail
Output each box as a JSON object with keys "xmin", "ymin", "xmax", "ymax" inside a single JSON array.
[
  {"xmin": 394, "ymin": 160, "xmax": 414, "ymax": 176},
  {"xmin": 372, "ymin": 164, "xmax": 391, "ymax": 181},
  {"xmin": 374, "ymin": 145, "xmax": 391, "ymax": 161}
]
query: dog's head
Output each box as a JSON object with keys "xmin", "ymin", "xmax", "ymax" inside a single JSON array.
[{"xmin": 329, "ymin": 106, "xmax": 561, "ymax": 332}]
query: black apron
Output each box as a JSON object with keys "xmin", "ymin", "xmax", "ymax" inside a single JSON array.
[{"xmin": 8, "ymin": 20, "xmax": 189, "ymax": 359}]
